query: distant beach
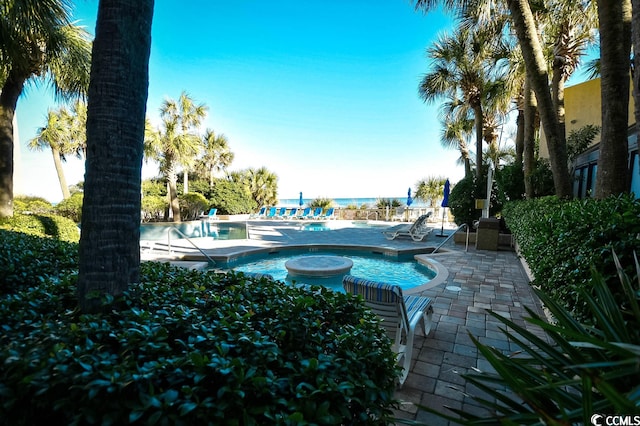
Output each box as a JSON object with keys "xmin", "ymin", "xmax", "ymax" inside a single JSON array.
[{"xmin": 278, "ymin": 197, "xmax": 430, "ymax": 208}]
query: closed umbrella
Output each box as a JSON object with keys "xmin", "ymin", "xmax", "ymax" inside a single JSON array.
[
  {"xmin": 299, "ymin": 192, "xmax": 303, "ymax": 207},
  {"xmin": 406, "ymin": 188, "xmax": 413, "ymax": 207},
  {"xmin": 437, "ymin": 179, "xmax": 450, "ymax": 237}
]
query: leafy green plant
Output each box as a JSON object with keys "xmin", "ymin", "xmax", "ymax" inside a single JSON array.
[
  {"xmin": 0, "ymin": 213, "xmax": 80, "ymax": 242},
  {"xmin": 503, "ymin": 194, "xmax": 640, "ymax": 322},
  {"xmin": 13, "ymin": 196, "xmax": 55, "ymax": 214},
  {"xmin": 375, "ymin": 198, "xmax": 401, "ymax": 209},
  {"xmin": 55, "ymin": 192, "xmax": 84, "ymax": 222},
  {"xmin": 178, "ymin": 192, "xmax": 208, "ymax": 220},
  {"xmin": 141, "ymin": 194, "xmax": 167, "ymax": 222},
  {"xmin": 0, "ymin": 232, "xmax": 399, "ymax": 424},
  {"xmin": 309, "ymin": 197, "xmax": 335, "ymax": 209},
  {"xmin": 208, "ymin": 178, "xmax": 257, "ymax": 214},
  {"xmin": 408, "ymin": 251, "xmax": 640, "ymax": 425}
]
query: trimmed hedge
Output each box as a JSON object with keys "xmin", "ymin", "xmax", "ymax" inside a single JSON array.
[
  {"xmin": 0, "ymin": 213, "xmax": 80, "ymax": 242},
  {"xmin": 503, "ymin": 194, "xmax": 640, "ymax": 322},
  {"xmin": 0, "ymin": 233, "xmax": 399, "ymax": 425}
]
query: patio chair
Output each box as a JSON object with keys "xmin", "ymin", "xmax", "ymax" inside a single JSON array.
[
  {"xmin": 264, "ymin": 207, "xmax": 277, "ymax": 219},
  {"xmin": 391, "ymin": 207, "xmax": 405, "ymax": 222},
  {"xmin": 311, "ymin": 207, "xmax": 323, "ymax": 219},
  {"xmin": 320, "ymin": 207, "xmax": 335, "ymax": 220},
  {"xmin": 298, "ymin": 207, "xmax": 312, "ymax": 219},
  {"xmin": 200, "ymin": 208, "xmax": 218, "ymax": 221},
  {"xmin": 250, "ymin": 207, "xmax": 266, "ymax": 219},
  {"xmin": 285, "ymin": 207, "xmax": 298, "ymax": 219},
  {"xmin": 382, "ymin": 212, "xmax": 432, "ymax": 241},
  {"xmin": 342, "ymin": 274, "xmax": 433, "ymax": 386},
  {"xmin": 275, "ymin": 207, "xmax": 287, "ymax": 219}
]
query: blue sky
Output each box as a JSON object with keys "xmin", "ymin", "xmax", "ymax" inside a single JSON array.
[{"xmin": 16, "ymin": 1, "xmax": 473, "ymax": 203}]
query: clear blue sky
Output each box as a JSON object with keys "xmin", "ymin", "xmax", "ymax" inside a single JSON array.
[{"xmin": 16, "ymin": 1, "xmax": 468, "ymax": 203}]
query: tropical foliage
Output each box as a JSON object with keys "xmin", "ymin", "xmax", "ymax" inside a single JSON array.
[
  {"xmin": 414, "ymin": 176, "xmax": 446, "ymax": 207},
  {"xmin": 0, "ymin": 231, "xmax": 400, "ymax": 424},
  {"xmin": 0, "ymin": 0, "xmax": 92, "ymax": 217},
  {"xmin": 503, "ymin": 195, "xmax": 640, "ymax": 322},
  {"xmin": 411, "ymin": 251, "xmax": 640, "ymax": 425}
]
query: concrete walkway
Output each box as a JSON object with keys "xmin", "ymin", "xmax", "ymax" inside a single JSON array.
[{"xmin": 142, "ymin": 219, "xmax": 546, "ymax": 425}]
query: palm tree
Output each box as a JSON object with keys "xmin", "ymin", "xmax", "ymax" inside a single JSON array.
[
  {"xmin": 196, "ymin": 129, "xmax": 234, "ymax": 188},
  {"xmin": 238, "ymin": 167, "xmax": 279, "ymax": 207},
  {"xmin": 419, "ymin": 26, "xmax": 508, "ymax": 182},
  {"xmin": 27, "ymin": 106, "xmax": 81, "ymax": 199},
  {"xmin": 415, "ymin": 176, "xmax": 447, "ymax": 207},
  {"xmin": 0, "ymin": 0, "xmax": 92, "ymax": 217},
  {"xmin": 77, "ymin": 0, "xmax": 154, "ymax": 313},
  {"xmin": 145, "ymin": 92, "xmax": 207, "ymax": 221},
  {"xmin": 439, "ymin": 113, "xmax": 473, "ymax": 177}
]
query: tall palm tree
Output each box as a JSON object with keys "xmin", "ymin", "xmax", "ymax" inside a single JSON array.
[
  {"xmin": 196, "ymin": 129, "xmax": 234, "ymax": 188},
  {"xmin": 414, "ymin": 0, "xmax": 575, "ymax": 197},
  {"xmin": 415, "ymin": 176, "xmax": 447, "ymax": 207},
  {"xmin": 439, "ymin": 111, "xmax": 473, "ymax": 177},
  {"xmin": 145, "ymin": 92, "xmax": 206, "ymax": 221},
  {"xmin": 0, "ymin": 0, "xmax": 92, "ymax": 217},
  {"xmin": 240, "ymin": 167, "xmax": 278, "ymax": 207},
  {"xmin": 419, "ymin": 25, "xmax": 509, "ymax": 182},
  {"xmin": 78, "ymin": 0, "xmax": 154, "ymax": 313},
  {"xmin": 27, "ymin": 105, "xmax": 83, "ymax": 199}
]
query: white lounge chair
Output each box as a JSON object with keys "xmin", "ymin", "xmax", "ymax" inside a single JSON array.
[
  {"xmin": 250, "ymin": 207, "xmax": 266, "ymax": 219},
  {"xmin": 342, "ymin": 274, "xmax": 434, "ymax": 386},
  {"xmin": 320, "ymin": 207, "xmax": 335, "ymax": 220},
  {"xmin": 382, "ymin": 212, "xmax": 432, "ymax": 241},
  {"xmin": 200, "ymin": 208, "xmax": 218, "ymax": 221},
  {"xmin": 391, "ymin": 206, "xmax": 405, "ymax": 221}
]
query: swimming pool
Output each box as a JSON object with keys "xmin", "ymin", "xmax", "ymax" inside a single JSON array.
[
  {"xmin": 299, "ymin": 221, "xmax": 394, "ymax": 232},
  {"xmin": 140, "ymin": 221, "xmax": 247, "ymax": 240},
  {"xmin": 222, "ymin": 248, "xmax": 437, "ymax": 292}
]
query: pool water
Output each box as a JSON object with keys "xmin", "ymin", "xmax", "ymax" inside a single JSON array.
[
  {"xmin": 225, "ymin": 250, "xmax": 436, "ymax": 292},
  {"xmin": 140, "ymin": 221, "xmax": 246, "ymax": 240}
]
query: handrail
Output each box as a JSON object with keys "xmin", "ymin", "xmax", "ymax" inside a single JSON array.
[
  {"xmin": 432, "ymin": 223, "xmax": 469, "ymax": 254},
  {"xmin": 366, "ymin": 210, "xmax": 379, "ymax": 221},
  {"xmin": 167, "ymin": 227, "xmax": 216, "ymax": 265}
]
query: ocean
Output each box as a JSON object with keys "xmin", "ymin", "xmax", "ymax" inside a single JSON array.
[{"xmin": 278, "ymin": 197, "xmax": 429, "ymax": 208}]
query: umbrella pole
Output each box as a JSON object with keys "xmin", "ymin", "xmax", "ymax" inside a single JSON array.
[{"xmin": 436, "ymin": 207, "xmax": 447, "ymax": 237}]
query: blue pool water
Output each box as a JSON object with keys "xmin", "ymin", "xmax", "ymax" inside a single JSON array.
[
  {"xmin": 140, "ymin": 221, "xmax": 246, "ymax": 240},
  {"xmin": 225, "ymin": 249, "xmax": 436, "ymax": 292}
]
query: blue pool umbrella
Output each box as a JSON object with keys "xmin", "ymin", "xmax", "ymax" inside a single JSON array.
[
  {"xmin": 407, "ymin": 188, "xmax": 413, "ymax": 206},
  {"xmin": 437, "ymin": 179, "xmax": 450, "ymax": 237},
  {"xmin": 441, "ymin": 179, "xmax": 450, "ymax": 207},
  {"xmin": 299, "ymin": 192, "xmax": 303, "ymax": 207}
]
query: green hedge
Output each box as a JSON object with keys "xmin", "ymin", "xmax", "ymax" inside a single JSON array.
[
  {"xmin": 503, "ymin": 194, "xmax": 640, "ymax": 322},
  {"xmin": 0, "ymin": 233, "xmax": 399, "ymax": 424},
  {"xmin": 0, "ymin": 213, "xmax": 80, "ymax": 242}
]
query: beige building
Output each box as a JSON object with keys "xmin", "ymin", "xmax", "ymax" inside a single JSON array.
[{"xmin": 540, "ymin": 78, "xmax": 639, "ymax": 198}]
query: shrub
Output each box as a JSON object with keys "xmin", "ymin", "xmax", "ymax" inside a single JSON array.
[
  {"xmin": 503, "ymin": 194, "xmax": 640, "ymax": 322},
  {"xmin": 309, "ymin": 197, "xmax": 334, "ymax": 209},
  {"xmin": 0, "ymin": 233, "xmax": 399, "ymax": 424},
  {"xmin": 0, "ymin": 213, "xmax": 80, "ymax": 242},
  {"xmin": 0, "ymin": 230, "xmax": 79, "ymax": 295},
  {"xmin": 209, "ymin": 179, "xmax": 257, "ymax": 215},
  {"xmin": 449, "ymin": 174, "xmax": 501, "ymax": 227},
  {"xmin": 414, "ymin": 252, "xmax": 640, "ymax": 424},
  {"xmin": 13, "ymin": 196, "xmax": 55, "ymax": 214},
  {"xmin": 178, "ymin": 192, "xmax": 209, "ymax": 221},
  {"xmin": 375, "ymin": 198, "xmax": 401, "ymax": 209},
  {"xmin": 142, "ymin": 195, "xmax": 167, "ymax": 222},
  {"xmin": 55, "ymin": 192, "xmax": 84, "ymax": 222},
  {"xmin": 494, "ymin": 163, "xmax": 525, "ymax": 205}
]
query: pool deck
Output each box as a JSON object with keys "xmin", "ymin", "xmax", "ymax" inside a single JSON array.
[{"xmin": 142, "ymin": 219, "xmax": 546, "ymax": 425}]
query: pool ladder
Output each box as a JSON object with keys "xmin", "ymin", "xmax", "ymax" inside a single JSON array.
[
  {"xmin": 432, "ymin": 223, "xmax": 469, "ymax": 254},
  {"xmin": 164, "ymin": 227, "xmax": 216, "ymax": 265}
]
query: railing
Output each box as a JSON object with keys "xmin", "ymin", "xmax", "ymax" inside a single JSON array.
[
  {"xmin": 166, "ymin": 227, "xmax": 216, "ymax": 265},
  {"xmin": 432, "ymin": 223, "xmax": 469, "ymax": 254}
]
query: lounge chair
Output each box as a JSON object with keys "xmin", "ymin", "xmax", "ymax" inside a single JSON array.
[
  {"xmin": 200, "ymin": 208, "xmax": 218, "ymax": 220},
  {"xmin": 391, "ymin": 207, "xmax": 405, "ymax": 222},
  {"xmin": 342, "ymin": 274, "xmax": 433, "ymax": 386},
  {"xmin": 264, "ymin": 207, "xmax": 277, "ymax": 219},
  {"xmin": 250, "ymin": 207, "xmax": 266, "ymax": 219},
  {"xmin": 275, "ymin": 207, "xmax": 287, "ymax": 219},
  {"xmin": 320, "ymin": 207, "xmax": 335, "ymax": 220},
  {"xmin": 382, "ymin": 213, "xmax": 432, "ymax": 241},
  {"xmin": 298, "ymin": 207, "xmax": 312, "ymax": 219},
  {"xmin": 311, "ymin": 207, "xmax": 323, "ymax": 219},
  {"xmin": 285, "ymin": 207, "xmax": 298, "ymax": 219}
]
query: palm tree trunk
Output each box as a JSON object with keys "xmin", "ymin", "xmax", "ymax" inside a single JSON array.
[
  {"xmin": 78, "ymin": 0, "xmax": 154, "ymax": 313},
  {"xmin": 595, "ymin": 0, "xmax": 631, "ymax": 198},
  {"xmin": 168, "ymin": 171, "xmax": 181, "ymax": 222},
  {"xmin": 0, "ymin": 71, "xmax": 27, "ymax": 217},
  {"xmin": 473, "ymin": 105, "xmax": 484, "ymax": 182},
  {"xmin": 523, "ymin": 77, "xmax": 537, "ymax": 199},
  {"xmin": 633, "ymin": 0, "xmax": 640, "ymax": 174},
  {"xmin": 515, "ymin": 106, "xmax": 524, "ymax": 167},
  {"xmin": 51, "ymin": 147, "xmax": 71, "ymax": 199},
  {"xmin": 507, "ymin": 0, "xmax": 572, "ymax": 198}
]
